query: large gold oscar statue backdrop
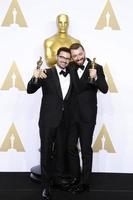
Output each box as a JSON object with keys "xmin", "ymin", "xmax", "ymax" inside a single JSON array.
[{"xmin": 44, "ymin": 14, "xmax": 80, "ymax": 67}]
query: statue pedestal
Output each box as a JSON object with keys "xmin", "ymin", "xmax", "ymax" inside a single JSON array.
[{"xmin": 30, "ymin": 165, "xmax": 41, "ymax": 182}]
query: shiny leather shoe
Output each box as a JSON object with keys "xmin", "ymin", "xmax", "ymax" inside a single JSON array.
[
  {"xmin": 42, "ymin": 187, "xmax": 51, "ymax": 200},
  {"xmin": 71, "ymin": 184, "xmax": 90, "ymax": 194},
  {"xmin": 53, "ymin": 176, "xmax": 76, "ymax": 191},
  {"xmin": 67, "ymin": 177, "xmax": 80, "ymax": 191},
  {"xmin": 68, "ymin": 177, "xmax": 80, "ymax": 187},
  {"xmin": 61, "ymin": 177, "xmax": 80, "ymax": 191}
]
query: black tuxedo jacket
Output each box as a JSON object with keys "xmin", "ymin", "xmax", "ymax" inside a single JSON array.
[
  {"xmin": 69, "ymin": 58, "xmax": 108, "ymax": 125},
  {"xmin": 27, "ymin": 67, "xmax": 72, "ymax": 128}
]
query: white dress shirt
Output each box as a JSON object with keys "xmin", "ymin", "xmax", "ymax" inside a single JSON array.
[
  {"xmin": 56, "ymin": 65, "xmax": 70, "ymax": 99},
  {"xmin": 77, "ymin": 59, "xmax": 88, "ymax": 78}
]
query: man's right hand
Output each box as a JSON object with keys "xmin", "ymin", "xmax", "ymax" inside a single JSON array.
[{"xmin": 33, "ymin": 69, "xmax": 47, "ymax": 79}]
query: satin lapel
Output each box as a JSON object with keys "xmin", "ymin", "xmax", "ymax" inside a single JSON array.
[
  {"xmin": 64, "ymin": 76, "xmax": 72, "ymax": 100},
  {"xmin": 80, "ymin": 58, "xmax": 92, "ymax": 80},
  {"xmin": 70, "ymin": 65, "xmax": 80, "ymax": 92},
  {"xmin": 51, "ymin": 67, "xmax": 63, "ymax": 99}
]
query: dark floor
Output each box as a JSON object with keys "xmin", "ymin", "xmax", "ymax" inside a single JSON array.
[{"xmin": 1, "ymin": 172, "xmax": 133, "ymax": 200}]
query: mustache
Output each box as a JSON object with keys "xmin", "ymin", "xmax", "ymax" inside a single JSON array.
[
  {"xmin": 60, "ymin": 61, "xmax": 67, "ymax": 65},
  {"xmin": 76, "ymin": 58, "xmax": 84, "ymax": 63},
  {"xmin": 62, "ymin": 61, "xmax": 67, "ymax": 65}
]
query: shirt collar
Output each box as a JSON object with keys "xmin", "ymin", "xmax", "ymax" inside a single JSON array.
[{"xmin": 55, "ymin": 64, "xmax": 66, "ymax": 73}]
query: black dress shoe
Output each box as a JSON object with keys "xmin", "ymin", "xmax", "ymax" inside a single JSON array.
[
  {"xmin": 66, "ymin": 177, "xmax": 80, "ymax": 192},
  {"xmin": 69, "ymin": 177, "xmax": 80, "ymax": 187},
  {"xmin": 71, "ymin": 184, "xmax": 90, "ymax": 194},
  {"xmin": 42, "ymin": 187, "xmax": 51, "ymax": 200},
  {"xmin": 53, "ymin": 176, "xmax": 76, "ymax": 191}
]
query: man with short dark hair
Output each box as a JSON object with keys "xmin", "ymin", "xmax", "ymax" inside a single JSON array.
[{"xmin": 27, "ymin": 47, "xmax": 72, "ymax": 200}]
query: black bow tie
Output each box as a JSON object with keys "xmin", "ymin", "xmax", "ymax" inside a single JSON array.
[
  {"xmin": 59, "ymin": 69, "xmax": 69, "ymax": 77},
  {"xmin": 77, "ymin": 65, "xmax": 84, "ymax": 70}
]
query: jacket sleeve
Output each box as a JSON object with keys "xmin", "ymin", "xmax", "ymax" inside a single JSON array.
[
  {"xmin": 27, "ymin": 77, "xmax": 42, "ymax": 94},
  {"xmin": 94, "ymin": 65, "xmax": 108, "ymax": 94}
]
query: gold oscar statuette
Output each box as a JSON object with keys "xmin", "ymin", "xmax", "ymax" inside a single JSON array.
[
  {"xmin": 37, "ymin": 56, "xmax": 43, "ymax": 69},
  {"xmin": 89, "ymin": 57, "xmax": 96, "ymax": 83},
  {"xmin": 92, "ymin": 57, "xmax": 96, "ymax": 69},
  {"xmin": 34, "ymin": 56, "xmax": 43, "ymax": 83}
]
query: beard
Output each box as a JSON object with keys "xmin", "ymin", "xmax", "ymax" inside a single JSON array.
[{"xmin": 76, "ymin": 57, "xmax": 85, "ymax": 65}]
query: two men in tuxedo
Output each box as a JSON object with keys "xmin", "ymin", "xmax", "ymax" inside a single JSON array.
[
  {"xmin": 27, "ymin": 47, "xmax": 72, "ymax": 200},
  {"xmin": 67, "ymin": 43, "xmax": 108, "ymax": 193},
  {"xmin": 27, "ymin": 43, "xmax": 108, "ymax": 199}
]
